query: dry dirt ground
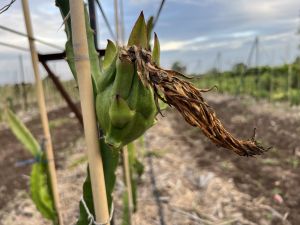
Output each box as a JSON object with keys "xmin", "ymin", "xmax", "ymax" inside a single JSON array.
[{"xmin": 0, "ymin": 93, "xmax": 299, "ymax": 225}]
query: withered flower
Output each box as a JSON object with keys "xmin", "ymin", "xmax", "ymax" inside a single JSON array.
[{"xmin": 120, "ymin": 45, "xmax": 268, "ymax": 157}]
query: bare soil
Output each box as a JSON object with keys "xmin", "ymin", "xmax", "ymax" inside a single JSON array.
[{"xmin": 0, "ymin": 93, "xmax": 299, "ymax": 225}]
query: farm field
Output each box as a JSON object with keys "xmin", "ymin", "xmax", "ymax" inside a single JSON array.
[
  {"xmin": 1, "ymin": 0, "xmax": 300, "ymax": 224},
  {"xmin": 0, "ymin": 93, "xmax": 299, "ymax": 225}
]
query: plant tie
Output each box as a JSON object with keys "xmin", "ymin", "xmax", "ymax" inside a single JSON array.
[{"xmin": 80, "ymin": 196, "xmax": 114, "ymax": 225}]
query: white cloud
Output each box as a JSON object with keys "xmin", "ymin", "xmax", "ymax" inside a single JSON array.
[
  {"xmin": 262, "ymin": 32, "xmax": 295, "ymax": 42},
  {"xmin": 231, "ymin": 31, "xmax": 257, "ymax": 38},
  {"xmin": 0, "ymin": 0, "xmax": 299, "ymax": 82},
  {"xmin": 160, "ymin": 36, "xmax": 208, "ymax": 51},
  {"xmin": 129, "ymin": 0, "xmax": 160, "ymax": 4}
]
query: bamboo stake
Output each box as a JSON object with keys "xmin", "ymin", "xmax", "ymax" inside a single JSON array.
[
  {"xmin": 21, "ymin": 0, "xmax": 63, "ymax": 224},
  {"xmin": 114, "ymin": 0, "xmax": 120, "ymax": 44},
  {"xmin": 123, "ymin": 147, "xmax": 133, "ymax": 223},
  {"xmin": 119, "ymin": 0, "xmax": 125, "ymax": 45},
  {"xmin": 69, "ymin": 1, "xmax": 110, "ymax": 224}
]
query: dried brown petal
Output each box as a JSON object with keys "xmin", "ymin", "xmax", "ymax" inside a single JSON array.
[{"xmin": 121, "ymin": 46, "xmax": 268, "ymax": 157}]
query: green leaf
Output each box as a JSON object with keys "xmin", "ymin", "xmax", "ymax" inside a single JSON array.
[
  {"xmin": 30, "ymin": 155, "xmax": 57, "ymax": 223},
  {"xmin": 5, "ymin": 109, "xmax": 57, "ymax": 223},
  {"xmin": 76, "ymin": 168, "xmax": 94, "ymax": 225},
  {"xmin": 76, "ymin": 140, "xmax": 120, "ymax": 225},
  {"xmin": 152, "ymin": 33, "xmax": 160, "ymax": 66},
  {"xmin": 5, "ymin": 108, "xmax": 40, "ymax": 156},
  {"xmin": 128, "ymin": 12, "xmax": 148, "ymax": 48}
]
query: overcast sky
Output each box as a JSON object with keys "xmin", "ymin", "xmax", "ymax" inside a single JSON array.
[{"xmin": 0, "ymin": 0, "xmax": 299, "ymax": 84}]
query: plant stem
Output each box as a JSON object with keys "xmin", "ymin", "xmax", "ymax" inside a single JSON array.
[
  {"xmin": 123, "ymin": 147, "xmax": 133, "ymax": 223},
  {"xmin": 69, "ymin": 0, "xmax": 110, "ymax": 224}
]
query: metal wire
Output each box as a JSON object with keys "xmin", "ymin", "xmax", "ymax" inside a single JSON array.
[
  {"xmin": 95, "ymin": 0, "xmax": 116, "ymax": 41},
  {"xmin": 0, "ymin": 41, "xmax": 29, "ymax": 52},
  {"xmin": 153, "ymin": 0, "xmax": 166, "ymax": 28},
  {"xmin": 0, "ymin": 25, "xmax": 64, "ymax": 50},
  {"xmin": 0, "ymin": 0, "xmax": 16, "ymax": 14}
]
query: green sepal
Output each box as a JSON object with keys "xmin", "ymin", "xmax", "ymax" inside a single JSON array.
[
  {"xmin": 109, "ymin": 96, "xmax": 135, "ymax": 129},
  {"xmin": 112, "ymin": 57, "xmax": 135, "ymax": 99},
  {"xmin": 128, "ymin": 11, "xmax": 148, "ymax": 48},
  {"xmin": 97, "ymin": 55, "xmax": 118, "ymax": 92},
  {"xmin": 103, "ymin": 40, "xmax": 117, "ymax": 70},
  {"xmin": 152, "ymin": 33, "xmax": 160, "ymax": 66},
  {"xmin": 146, "ymin": 16, "xmax": 154, "ymax": 50},
  {"xmin": 132, "ymin": 74, "xmax": 156, "ymax": 120},
  {"xmin": 104, "ymin": 111, "xmax": 154, "ymax": 149}
]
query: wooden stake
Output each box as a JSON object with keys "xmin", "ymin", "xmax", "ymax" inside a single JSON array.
[
  {"xmin": 69, "ymin": 0, "xmax": 110, "ymax": 224},
  {"xmin": 123, "ymin": 147, "xmax": 133, "ymax": 223},
  {"xmin": 21, "ymin": 0, "xmax": 63, "ymax": 224}
]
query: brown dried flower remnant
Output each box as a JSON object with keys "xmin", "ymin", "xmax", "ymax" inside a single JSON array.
[{"xmin": 120, "ymin": 45, "xmax": 268, "ymax": 157}]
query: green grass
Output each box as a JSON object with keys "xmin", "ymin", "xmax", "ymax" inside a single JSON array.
[
  {"xmin": 193, "ymin": 62, "xmax": 300, "ymax": 106},
  {"xmin": 49, "ymin": 117, "xmax": 71, "ymax": 129}
]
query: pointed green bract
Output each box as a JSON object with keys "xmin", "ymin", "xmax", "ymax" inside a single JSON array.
[
  {"xmin": 146, "ymin": 16, "xmax": 154, "ymax": 49},
  {"xmin": 109, "ymin": 96, "xmax": 135, "ymax": 128},
  {"xmin": 103, "ymin": 40, "xmax": 117, "ymax": 70},
  {"xmin": 152, "ymin": 33, "xmax": 160, "ymax": 66},
  {"xmin": 128, "ymin": 12, "xmax": 148, "ymax": 48},
  {"xmin": 112, "ymin": 58, "xmax": 135, "ymax": 99},
  {"xmin": 5, "ymin": 108, "xmax": 40, "ymax": 156},
  {"xmin": 96, "ymin": 41, "xmax": 117, "ymax": 105}
]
